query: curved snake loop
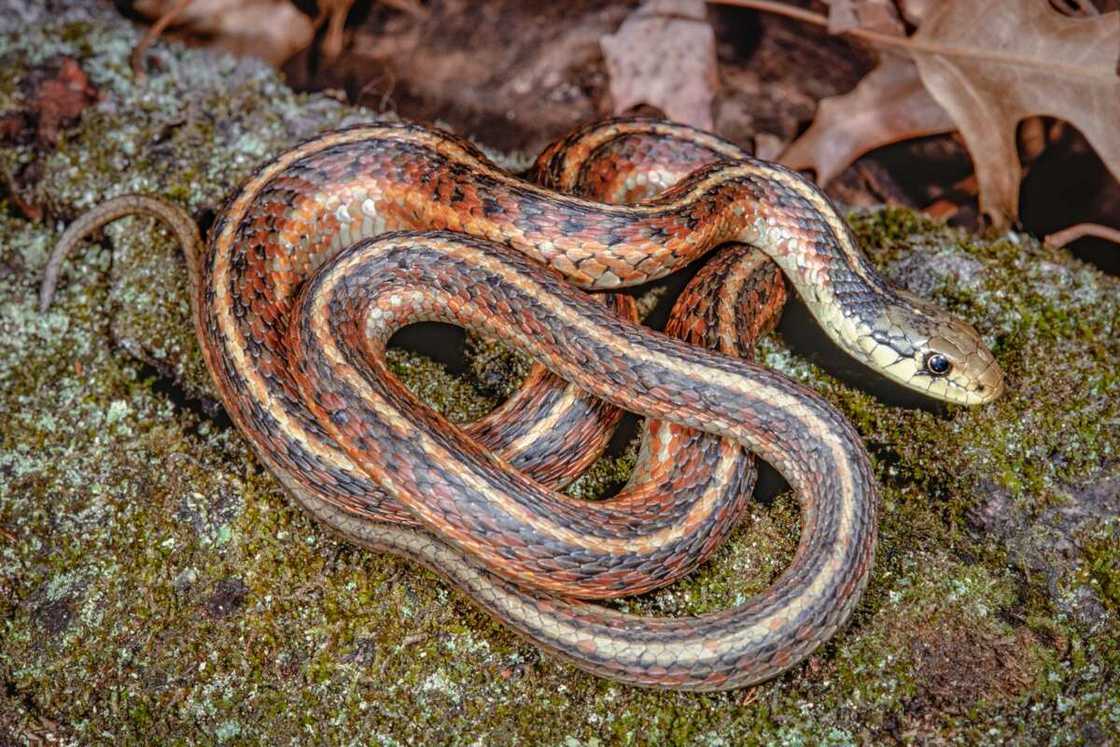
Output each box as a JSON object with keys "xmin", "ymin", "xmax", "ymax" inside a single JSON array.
[{"xmin": 40, "ymin": 118, "xmax": 1003, "ymax": 690}]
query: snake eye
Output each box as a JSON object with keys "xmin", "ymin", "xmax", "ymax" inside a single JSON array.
[{"xmin": 925, "ymin": 353, "xmax": 951, "ymax": 376}]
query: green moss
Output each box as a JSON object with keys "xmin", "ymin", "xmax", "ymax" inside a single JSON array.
[
  {"xmin": 1080, "ymin": 520, "xmax": 1120, "ymax": 612},
  {"xmin": 1, "ymin": 12, "xmax": 1118, "ymax": 745}
]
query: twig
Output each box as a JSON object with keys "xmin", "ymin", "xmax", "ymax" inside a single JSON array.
[
  {"xmin": 1044, "ymin": 223, "xmax": 1120, "ymax": 248},
  {"xmin": 131, "ymin": 0, "xmax": 193, "ymax": 79},
  {"xmin": 707, "ymin": 0, "xmax": 1117, "ymax": 83}
]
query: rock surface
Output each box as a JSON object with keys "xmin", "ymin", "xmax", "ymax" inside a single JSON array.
[{"xmin": 1, "ymin": 4, "xmax": 1118, "ymax": 743}]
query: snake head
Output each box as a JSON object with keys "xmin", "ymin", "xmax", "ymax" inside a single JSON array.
[{"xmin": 875, "ymin": 289, "xmax": 1004, "ymax": 406}]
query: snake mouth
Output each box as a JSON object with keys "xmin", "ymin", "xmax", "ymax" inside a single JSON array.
[{"xmin": 961, "ymin": 356, "xmax": 1006, "ymax": 405}]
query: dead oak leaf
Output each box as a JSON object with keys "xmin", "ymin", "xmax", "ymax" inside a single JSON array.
[
  {"xmin": 601, "ymin": 0, "xmax": 718, "ymax": 129},
  {"xmin": 780, "ymin": 53, "xmax": 954, "ymax": 185},
  {"xmin": 774, "ymin": 0, "xmax": 1120, "ymax": 229},
  {"xmin": 909, "ymin": 0, "xmax": 1120, "ymax": 228},
  {"xmin": 781, "ymin": 0, "xmax": 953, "ymax": 193}
]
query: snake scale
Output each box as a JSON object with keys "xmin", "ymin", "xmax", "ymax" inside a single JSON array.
[{"xmin": 40, "ymin": 118, "xmax": 1003, "ymax": 691}]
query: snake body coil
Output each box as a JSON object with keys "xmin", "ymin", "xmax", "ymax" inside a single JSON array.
[{"xmin": 41, "ymin": 119, "xmax": 1003, "ymax": 690}]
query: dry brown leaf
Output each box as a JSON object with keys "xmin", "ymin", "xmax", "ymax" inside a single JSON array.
[
  {"xmin": 134, "ymin": 0, "xmax": 314, "ymax": 66},
  {"xmin": 896, "ymin": 0, "xmax": 935, "ymax": 26},
  {"xmin": 777, "ymin": 0, "xmax": 952, "ymax": 187},
  {"xmin": 825, "ymin": 0, "xmax": 905, "ymax": 35},
  {"xmin": 751, "ymin": 0, "xmax": 1120, "ymax": 228},
  {"xmin": 909, "ymin": 0, "xmax": 1120, "ymax": 228},
  {"xmin": 780, "ymin": 54, "xmax": 953, "ymax": 183},
  {"xmin": 601, "ymin": 0, "xmax": 718, "ymax": 129},
  {"xmin": 0, "ymin": 57, "xmax": 100, "ymax": 149}
]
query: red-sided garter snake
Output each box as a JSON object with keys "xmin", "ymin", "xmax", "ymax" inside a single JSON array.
[{"xmin": 40, "ymin": 118, "xmax": 1003, "ymax": 690}]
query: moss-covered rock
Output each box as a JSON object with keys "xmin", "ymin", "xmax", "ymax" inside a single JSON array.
[{"xmin": 1, "ymin": 5, "xmax": 1117, "ymax": 743}]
